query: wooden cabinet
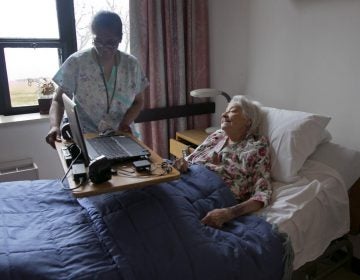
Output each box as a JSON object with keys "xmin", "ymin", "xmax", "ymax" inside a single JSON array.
[{"xmin": 169, "ymin": 129, "xmax": 208, "ymax": 158}]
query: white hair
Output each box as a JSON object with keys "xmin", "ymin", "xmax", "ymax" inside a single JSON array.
[{"xmin": 228, "ymin": 95, "xmax": 263, "ymax": 135}]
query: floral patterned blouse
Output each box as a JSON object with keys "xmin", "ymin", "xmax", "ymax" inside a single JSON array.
[
  {"xmin": 53, "ymin": 48, "xmax": 149, "ymax": 134},
  {"xmin": 186, "ymin": 130, "xmax": 272, "ymax": 206}
]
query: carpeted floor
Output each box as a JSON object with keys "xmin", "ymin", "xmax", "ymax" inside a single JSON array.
[
  {"xmin": 325, "ymin": 267, "xmax": 360, "ymax": 280},
  {"xmin": 292, "ymin": 242, "xmax": 360, "ymax": 280}
]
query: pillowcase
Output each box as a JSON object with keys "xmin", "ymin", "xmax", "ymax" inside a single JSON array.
[{"xmin": 259, "ymin": 107, "xmax": 331, "ymax": 183}]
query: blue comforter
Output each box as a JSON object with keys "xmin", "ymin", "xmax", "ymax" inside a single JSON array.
[{"xmin": 0, "ymin": 165, "xmax": 286, "ymax": 280}]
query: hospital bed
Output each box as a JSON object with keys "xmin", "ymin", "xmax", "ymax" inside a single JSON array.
[{"xmin": 0, "ymin": 105, "xmax": 359, "ymax": 279}]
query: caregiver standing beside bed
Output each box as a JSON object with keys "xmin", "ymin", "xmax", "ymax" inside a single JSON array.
[
  {"xmin": 45, "ymin": 11, "xmax": 148, "ymax": 148},
  {"xmin": 174, "ymin": 95, "xmax": 272, "ymax": 229}
]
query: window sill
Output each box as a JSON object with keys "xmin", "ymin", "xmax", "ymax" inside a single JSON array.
[{"xmin": 0, "ymin": 113, "xmax": 49, "ymax": 128}]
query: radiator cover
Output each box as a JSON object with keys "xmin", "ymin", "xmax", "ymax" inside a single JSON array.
[{"xmin": 0, "ymin": 158, "xmax": 39, "ymax": 182}]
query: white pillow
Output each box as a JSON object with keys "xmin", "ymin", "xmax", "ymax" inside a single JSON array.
[{"xmin": 259, "ymin": 107, "xmax": 331, "ymax": 183}]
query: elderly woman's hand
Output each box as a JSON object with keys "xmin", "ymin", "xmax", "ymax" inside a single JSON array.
[
  {"xmin": 173, "ymin": 157, "xmax": 189, "ymax": 173},
  {"xmin": 201, "ymin": 208, "xmax": 234, "ymax": 229}
]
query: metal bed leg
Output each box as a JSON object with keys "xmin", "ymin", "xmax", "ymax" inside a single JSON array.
[
  {"xmin": 313, "ymin": 236, "xmax": 353, "ymax": 280},
  {"xmin": 292, "ymin": 235, "xmax": 353, "ymax": 280}
]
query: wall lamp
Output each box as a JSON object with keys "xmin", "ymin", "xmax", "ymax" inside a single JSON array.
[
  {"xmin": 190, "ymin": 88, "xmax": 232, "ymax": 102},
  {"xmin": 190, "ymin": 88, "xmax": 232, "ymax": 134}
]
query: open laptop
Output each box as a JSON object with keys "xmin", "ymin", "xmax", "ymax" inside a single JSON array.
[{"xmin": 62, "ymin": 94, "xmax": 150, "ymax": 166}]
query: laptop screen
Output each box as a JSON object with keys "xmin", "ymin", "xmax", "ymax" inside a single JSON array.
[{"xmin": 62, "ymin": 94, "xmax": 91, "ymax": 166}]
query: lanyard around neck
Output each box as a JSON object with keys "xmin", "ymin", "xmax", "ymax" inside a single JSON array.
[{"xmin": 95, "ymin": 52, "xmax": 118, "ymax": 114}]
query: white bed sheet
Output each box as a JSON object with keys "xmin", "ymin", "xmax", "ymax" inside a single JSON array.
[
  {"xmin": 258, "ymin": 159, "xmax": 350, "ymax": 270},
  {"xmin": 308, "ymin": 142, "xmax": 360, "ymax": 190}
]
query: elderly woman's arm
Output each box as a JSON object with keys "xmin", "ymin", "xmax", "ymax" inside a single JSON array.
[
  {"xmin": 201, "ymin": 199, "xmax": 263, "ymax": 229},
  {"xmin": 201, "ymin": 136, "xmax": 272, "ymax": 229},
  {"xmin": 172, "ymin": 131, "xmax": 219, "ymax": 172}
]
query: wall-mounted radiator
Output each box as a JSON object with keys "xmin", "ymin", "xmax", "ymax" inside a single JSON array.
[{"xmin": 0, "ymin": 158, "xmax": 39, "ymax": 182}]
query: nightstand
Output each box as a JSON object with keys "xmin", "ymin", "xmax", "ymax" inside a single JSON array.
[{"xmin": 169, "ymin": 129, "xmax": 208, "ymax": 158}]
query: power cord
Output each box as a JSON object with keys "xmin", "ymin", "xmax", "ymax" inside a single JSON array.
[
  {"xmin": 61, "ymin": 144, "xmax": 88, "ymax": 190},
  {"xmin": 62, "ymin": 177, "xmax": 87, "ymax": 191}
]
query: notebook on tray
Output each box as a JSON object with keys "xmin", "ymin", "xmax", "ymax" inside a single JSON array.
[{"xmin": 62, "ymin": 94, "xmax": 150, "ymax": 166}]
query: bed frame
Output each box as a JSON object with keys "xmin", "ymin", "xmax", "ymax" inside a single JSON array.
[
  {"xmin": 292, "ymin": 177, "xmax": 360, "ymax": 279},
  {"xmin": 350, "ymin": 178, "xmax": 360, "ymax": 234}
]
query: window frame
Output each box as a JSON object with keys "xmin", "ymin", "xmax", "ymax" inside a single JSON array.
[{"xmin": 0, "ymin": 0, "xmax": 77, "ymax": 116}]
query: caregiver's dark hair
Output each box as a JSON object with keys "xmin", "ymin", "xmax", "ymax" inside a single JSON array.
[{"xmin": 91, "ymin": 10, "xmax": 123, "ymax": 39}]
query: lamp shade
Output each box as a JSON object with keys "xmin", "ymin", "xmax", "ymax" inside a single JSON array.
[
  {"xmin": 190, "ymin": 88, "xmax": 231, "ymax": 102},
  {"xmin": 190, "ymin": 88, "xmax": 232, "ymax": 134}
]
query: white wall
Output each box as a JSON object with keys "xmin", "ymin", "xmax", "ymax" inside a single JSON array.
[
  {"xmin": 208, "ymin": 0, "xmax": 249, "ymax": 125},
  {"xmin": 0, "ymin": 119, "xmax": 64, "ymax": 179},
  {"xmin": 209, "ymin": 0, "xmax": 360, "ymax": 151}
]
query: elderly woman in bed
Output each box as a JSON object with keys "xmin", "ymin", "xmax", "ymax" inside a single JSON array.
[{"xmin": 174, "ymin": 95, "xmax": 271, "ymax": 229}]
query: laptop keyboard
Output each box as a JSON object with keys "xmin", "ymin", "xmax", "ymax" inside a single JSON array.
[{"xmin": 87, "ymin": 137, "xmax": 128, "ymax": 160}]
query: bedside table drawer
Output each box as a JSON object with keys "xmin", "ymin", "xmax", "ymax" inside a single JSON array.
[{"xmin": 169, "ymin": 139, "xmax": 194, "ymax": 158}]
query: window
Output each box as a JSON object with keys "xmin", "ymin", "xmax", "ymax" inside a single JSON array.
[
  {"xmin": 73, "ymin": 0, "xmax": 129, "ymax": 53},
  {"xmin": 5, "ymin": 48, "xmax": 60, "ymax": 107},
  {"xmin": 0, "ymin": 0, "xmax": 76, "ymax": 115}
]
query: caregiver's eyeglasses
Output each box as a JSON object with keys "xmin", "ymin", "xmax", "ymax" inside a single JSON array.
[{"xmin": 92, "ymin": 39, "xmax": 119, "ymax": 50}]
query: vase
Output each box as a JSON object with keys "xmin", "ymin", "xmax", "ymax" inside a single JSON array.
[{"xmin": 38, "ymin": 98, "xmax": 53, "ymax": 115}]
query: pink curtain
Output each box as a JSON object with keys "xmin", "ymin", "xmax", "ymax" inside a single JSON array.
[{"xmin": 130, "ymin": 0, "xmax": 210, "ymax": 158}]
